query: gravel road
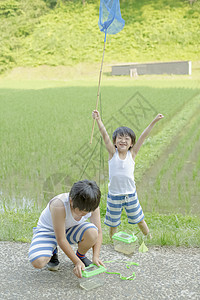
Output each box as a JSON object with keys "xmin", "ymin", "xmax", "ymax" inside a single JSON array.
[{"xmin": 1, "ymin": 242, "xmax": 199, "ymax": 300}]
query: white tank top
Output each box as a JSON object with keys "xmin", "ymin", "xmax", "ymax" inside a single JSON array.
[
  {"xmin": 37, "ymin": 193, "xmax": 91, "ymax": 231},
  {"xmin": 108, "ymin": 150, "xmax": 136, "ymax": 195}
]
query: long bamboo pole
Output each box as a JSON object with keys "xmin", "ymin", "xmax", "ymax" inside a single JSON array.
[{"xmin": 90, "ymin": 39, "xmax": 106, "ymax": 144}]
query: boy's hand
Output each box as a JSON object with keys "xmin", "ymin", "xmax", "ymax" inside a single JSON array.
[
  {"xmin": 73, "ymin": 261, "xmax": 85, "ymax": 278},
  {"xmin": 153, "ymin": 114, "xmax": 164, "ymax": 123},
  {"xmin": 92, "ymin": 257, "xmax": 106, "ymax": 268},
  {"xmin": 92, "ymin": 110, "xmax": 100, "ymax": 120}
]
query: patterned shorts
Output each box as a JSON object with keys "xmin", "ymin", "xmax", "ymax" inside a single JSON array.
[
  {"xmin": 28, "ymin": 222, "xmax": 97, "ymax": 263},
  {"xmin": 104, "ymin": 192, "xmax": 144, "ymax": 227}
]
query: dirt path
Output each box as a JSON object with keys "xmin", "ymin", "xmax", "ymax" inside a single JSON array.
[{"xmin": 1, "ymin": 242, "xmax": 199, "ymax": 299}]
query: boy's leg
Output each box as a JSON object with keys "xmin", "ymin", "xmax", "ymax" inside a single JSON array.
[
  {"xmin": 125, "ymin": 192, "xmax": 151, "ymax": 236},
  {"xmin": 66, "ymin": 222, "xmax": 98, "ymax": 266},
  {"xmin": 137, "ymin": 219, "xmax": 152, "ymax": 238},
  {"xmin": 31, "ymin": 256, "xmax": 51, "ymax": 269},
  {"xmin": 77, "ymin": 227, "xmax": 98, "ymax": 254},
  {"xmin": 29, "ymin": 229, "xmax": 58, "ymax": 269},
  {"xmin": 137, "ymin": 219, "xmax": 149, "ymax": 235},
  {"xmin": 77, "ymin": 227, "xmax": 98, "ymax": 266},
  {"xmin": 104, "ymin": 193, "xmax": 123, "ymax": 239},
  {"xmin": 109, "ymin": 226, "xmax": 117, "ymax": 239}
]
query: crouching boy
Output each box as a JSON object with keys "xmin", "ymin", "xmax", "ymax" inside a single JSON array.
[{"xmin": 29, "ymin": 180, "xmax": 104, "ymax": 278}]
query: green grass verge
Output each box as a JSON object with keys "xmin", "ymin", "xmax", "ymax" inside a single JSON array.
[
  {"xmin": 0, "ymin": 208, "xmax": 199, "ymax": 247},
  {"xmin": 0, "ymin": 208, "xmax": 40, "ymax": 243},
  {"xmin": 119, "ymin": 212, "xmax": 200, "ymax": 247}
]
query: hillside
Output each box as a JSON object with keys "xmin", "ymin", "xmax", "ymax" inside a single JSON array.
[{"xmin": 0, "ymin": 0, "xmax": 200, "ymax": 74}]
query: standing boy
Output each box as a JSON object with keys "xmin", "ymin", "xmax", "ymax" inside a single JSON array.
[{"xmin": 92, "ymin": 110, "xmax": 164, "ymax": 239}]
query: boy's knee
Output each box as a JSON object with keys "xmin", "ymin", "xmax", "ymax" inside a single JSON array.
[
  {"xmin": 31, "ymin": 256, "xmax": 50, "ymax": 269},
  {"xmin": 138, "ymin": 219, "xmax": 145, "ymax": 225},
  {"xmin": 83, "ymin": 227, "xmax": 98, "ymax": 244}
]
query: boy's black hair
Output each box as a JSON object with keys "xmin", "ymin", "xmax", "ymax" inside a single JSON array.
[
  {"xmin": 69, "ymin": 180, "xmax": 101, "ymax": 212},
  {"xmin": 112, "ymin": 126, "xmax": 136, "ymax": 149}
]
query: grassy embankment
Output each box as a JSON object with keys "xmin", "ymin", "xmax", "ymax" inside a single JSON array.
[{"xmin": 0, "ymin": 0, "xmax": 200, "ymax": 74}]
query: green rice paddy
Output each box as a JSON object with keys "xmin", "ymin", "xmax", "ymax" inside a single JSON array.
[{"xmin": 0, "ymin": 73, "xmax": 200, "ymax": 245}]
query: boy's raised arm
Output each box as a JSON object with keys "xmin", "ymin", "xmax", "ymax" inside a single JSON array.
[
  {"xmin": 131, "ymin": 114, "xmax": 164, "ymax": 159},
  {"xmin": 92, "ymin": 110, "xmax": 115, "ymax": 159}
]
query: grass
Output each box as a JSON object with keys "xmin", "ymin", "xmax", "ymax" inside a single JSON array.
[
  {"xmin": 119, "ymin": 212, "xmax": 200, "ymax": 247},
  {"xmin": 0, "ymin": 78, "xmax": 199, "ymax": 207},
  {"xmin": 138, "ymin": 99, "xmax": 200, "ymax": 215},
  {"xmin": 1, "ymin": 206, "xmax": 199, "ymax": 247},
  {"xmin": 0, "ymin": 207, "xmax": 40, "ymax": 243},
  {"xmin": 0, "ymin": 72, "xmax": 200, "ymax": 247}
]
